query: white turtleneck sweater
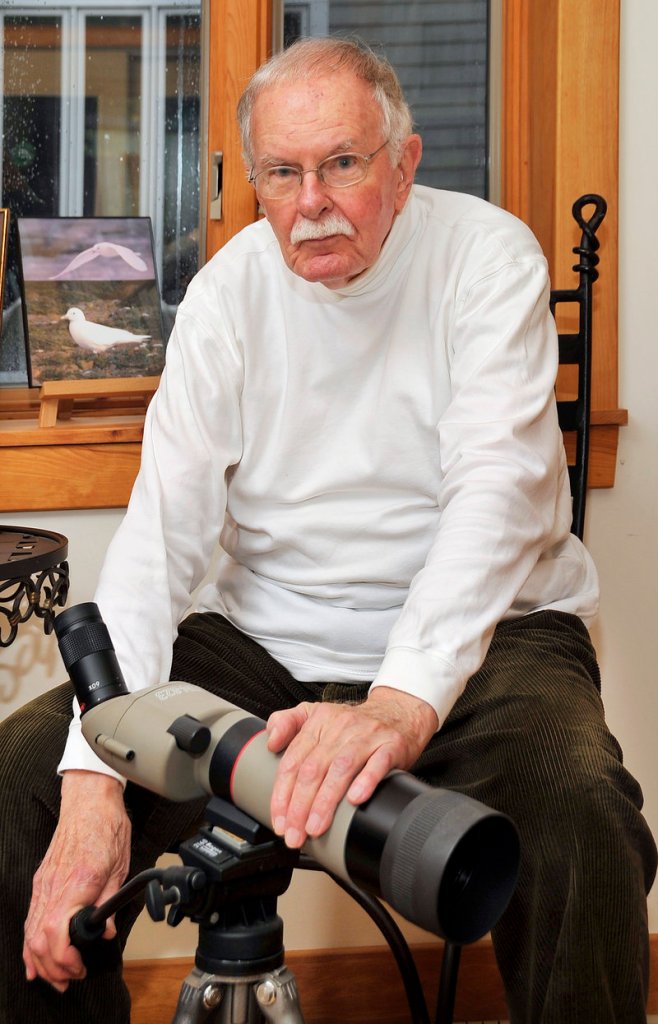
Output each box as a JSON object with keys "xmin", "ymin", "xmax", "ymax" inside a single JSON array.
[{"xmin": 59, "ymin": 185, "xmax": 599, "ymax": 776}]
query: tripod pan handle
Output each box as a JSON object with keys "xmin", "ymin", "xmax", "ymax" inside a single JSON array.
[{"xmin": 69, "ymin": 905, "xmax": 106, "ymax": 948}]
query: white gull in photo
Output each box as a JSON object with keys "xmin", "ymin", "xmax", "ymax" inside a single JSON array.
[
  {"xmin": 60, "ymin": 307, "xmax": 151, "ymax": 353},
  {"xmin": 50, "ymin": 242, "xmax": 149, "ymax": 280}
]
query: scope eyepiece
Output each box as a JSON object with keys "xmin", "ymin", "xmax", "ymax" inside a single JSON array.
[{"xmin": 55, "ymin": 602, "xmax": 129, "ymax": 714}]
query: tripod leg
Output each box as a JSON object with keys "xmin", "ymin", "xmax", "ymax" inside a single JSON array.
[
  {"xmin": 255, "ymin": 966, "xmax": 307, "ymax": 1024},
  {"xmin": 170, "ymin": 966, "xmax": 228, "ymax": 1024},
  {"xmin": 170, "ymin": 965, "xmax": 306, "ymax": 1024}
]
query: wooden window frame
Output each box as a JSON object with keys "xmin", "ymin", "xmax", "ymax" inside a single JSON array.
[
  {"xmin": 501, "ymin": 0, "xmax": 623, "ymax": 488},
  {"xmin": 207, "ymin": 0, "xmax": 624, "ymax": 492},
  {"xmin": 202, "ymin": 0, "xmax": 271, "ymax": 260},
  {"xmin": 0, "ymin": 0, "xmax": 273, "ymax": 513}
]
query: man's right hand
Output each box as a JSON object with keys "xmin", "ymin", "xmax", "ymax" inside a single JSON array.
[{"xmin": 23, "ymin": 769, "xmax": 131, "ymax": 993}]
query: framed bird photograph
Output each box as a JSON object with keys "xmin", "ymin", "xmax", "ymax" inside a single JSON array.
[{"xmin": 17, "ymin": 216, "xmax": 165, "ymax": 387}]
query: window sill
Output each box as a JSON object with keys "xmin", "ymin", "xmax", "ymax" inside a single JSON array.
[
  {"xmin": 0, "ymin": 383, "xmax": 155, "ymax": 512},
  {"xmin": 1, "ymin": 392, "xmax": 627, "ymax": 515}
]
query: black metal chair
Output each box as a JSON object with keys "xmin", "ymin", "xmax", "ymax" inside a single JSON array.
[
  {"xmin": 161, "ymin": 195, "xmax": 609, "ymax": 1024},
  {"xmin": 303, "ymin": 194, "xmax": 608, "ymax": 1024},
  {"xmin": 437, "ymin": 194, "xmax": 608, "ymax": 1024}
]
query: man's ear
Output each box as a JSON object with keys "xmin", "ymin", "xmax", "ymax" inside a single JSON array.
[{"xmin": 394, "ymin": 134, "xmax": 423, "ymax": 212}]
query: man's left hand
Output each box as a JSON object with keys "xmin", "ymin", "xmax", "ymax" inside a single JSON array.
[{"xmin": 266, "ymin": 687, "xmax": 439, "ymax": 848}]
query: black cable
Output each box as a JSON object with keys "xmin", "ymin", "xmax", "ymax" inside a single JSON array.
[
  {"xmin": 435, "ymin": 941, "xmax": 461, "ymax": 1024},
  {"xmin": 299, "ymin": 854, "xmax": 431, "ymax": 1024}
]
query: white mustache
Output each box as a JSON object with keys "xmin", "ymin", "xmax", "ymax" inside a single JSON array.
[{"xmin": 290, "ymin": 213, "xmax": 356, "ymax": 245}]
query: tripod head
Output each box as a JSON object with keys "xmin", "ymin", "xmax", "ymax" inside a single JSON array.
[{"xmin": 160, "ymin": 798, "xmax": 298, "ymax": 975}]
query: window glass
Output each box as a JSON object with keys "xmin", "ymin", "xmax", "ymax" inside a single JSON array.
[
  {"xmin": 282, "ymin": 0, "xmax": 490, "ymax": 198},
  {"xmin": 84, "ymin": 15, "xmax": 143, "ymax": 218},
  {"xmin": 162, "ymin": 13, "xmax": 201, "ymax": 313},
  {"xmin": 2, "ymin": 16, "xmax": 63, "ymax": 217}
]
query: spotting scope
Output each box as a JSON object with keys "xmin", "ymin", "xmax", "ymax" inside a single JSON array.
[{"xmin": 55, "ymin": 602, "xmax": 520, "ymax": 945}]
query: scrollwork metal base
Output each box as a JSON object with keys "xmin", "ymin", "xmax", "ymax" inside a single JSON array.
[{"xmin": 0, "ymin": 560, "xmax": 70, "ymax": 647}]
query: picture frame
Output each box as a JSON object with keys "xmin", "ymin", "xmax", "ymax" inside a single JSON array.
[
  {"xmin": 17, "ymin": 216, "xmax": 166, "ymax": 387},
  {"xmin": 0, "ymin": 211, "xmax": 29, "ymax": 387},
  {"xmin": 0, "ymin": 210, "xmax": 8, "ymax": 336}
]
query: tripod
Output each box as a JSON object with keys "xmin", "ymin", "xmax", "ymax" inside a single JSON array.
[
  {"xmin": 71, "ymin": 797, "xmax": 307, "ymax": 1023},
  {"xmin": 165, "ymin": 798, "xmax": 305, "ymax": 1023},
  {"xmin": 70, "ymin": 797, "xmax": 442, "ymax": 1024}
]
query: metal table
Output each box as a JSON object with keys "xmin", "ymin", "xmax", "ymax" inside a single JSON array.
[{"xmin": 0, "ymin": 527, "xmax": 69, "ymax": 647}]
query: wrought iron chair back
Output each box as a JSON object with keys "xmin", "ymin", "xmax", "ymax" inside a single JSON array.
[{"xmin": 552, "ymin": 193, "xmax": 607, "ymax": 539}]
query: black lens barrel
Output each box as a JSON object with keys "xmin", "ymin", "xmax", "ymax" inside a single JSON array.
[{"xmin": 55, "ymin": 602, "xmax": 129, "ymax": 713}]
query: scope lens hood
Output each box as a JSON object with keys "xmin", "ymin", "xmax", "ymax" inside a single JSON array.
[{"xmin": 345, "ymin": 775, "xmax": 520, "ymax": 942}]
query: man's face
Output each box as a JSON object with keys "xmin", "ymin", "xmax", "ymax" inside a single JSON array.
[{"xmin": 249, "ymin": 72, "xmax": 422, "ymax": 289}]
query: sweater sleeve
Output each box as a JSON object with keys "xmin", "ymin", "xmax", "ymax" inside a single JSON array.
[
  {"xmin": 57, "ymin": 303, "xmax": 244, "ymax": 776},
  {"xmin": 370, "ymin": 252, "xmax": 573, "ymax": 726}
]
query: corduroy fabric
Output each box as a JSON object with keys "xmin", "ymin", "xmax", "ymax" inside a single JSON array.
[{"xmin": 0, "ymin": 609, "xmax": 654, "ymax": 1023}]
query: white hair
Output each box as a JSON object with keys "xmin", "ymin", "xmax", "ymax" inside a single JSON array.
[{"xmin": 237, "ymin": 37, "xmax": 414, "ymax": 168}]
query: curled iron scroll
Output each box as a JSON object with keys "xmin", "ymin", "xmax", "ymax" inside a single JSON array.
[
  {"xmin": 571, "ymin": 193, "xmax": 607, "ymax": 282},
  {"xmin": 0, "ymin": 562, "xmax": 69, "ymax": 648}
]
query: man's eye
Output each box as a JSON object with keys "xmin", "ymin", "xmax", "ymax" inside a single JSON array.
[
  {"xmin": 270, "ymin": 166, "xmax": 297, "ymax": 180},
  {"xmin": 330, "ymin": 155, "xmax": 359, "ymax": 172}
]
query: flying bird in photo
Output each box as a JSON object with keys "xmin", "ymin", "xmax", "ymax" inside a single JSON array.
[
  {"xmin": 50, "ymin": 242, "xmax": 149, "ymax": 280},
  {"xmin": 61, "ymin": 307, "xmax": 151, "ymax": 353}
]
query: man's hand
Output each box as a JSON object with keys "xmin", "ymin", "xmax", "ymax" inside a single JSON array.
[
  {"xmin": 23, "ymin": 770, "xmax": 131, "ymax": 993},
  {"xmin": 266, "ymin": 687, "xmax": 439, "ymax": 849}
]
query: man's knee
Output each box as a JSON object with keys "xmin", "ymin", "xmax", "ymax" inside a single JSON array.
[
  {"xmin": 492, "ymin": 697, "xmax": 657, "ymax": 896},
  {"xmin": 0, "ymin": 683, "xmax": 72, "ymax": 817}
]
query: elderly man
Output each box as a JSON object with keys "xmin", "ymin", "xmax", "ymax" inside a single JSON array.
[{"xmin": 1, "ymin": 37, "xmax": 655, "ymax": 1024}]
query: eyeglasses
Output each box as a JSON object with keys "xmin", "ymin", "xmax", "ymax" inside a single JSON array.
[{"xmin": 249, "ymin": 141, "xmax": 390, "ymax": 200}]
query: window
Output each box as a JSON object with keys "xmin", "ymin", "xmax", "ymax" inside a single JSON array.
[
  {"xmin": 280, "ymin": 0, "xmax": 494, "ymax": 199},
  {"xmin": 1, "ymin": 0, "xmax": 201, "ymax": 383}
]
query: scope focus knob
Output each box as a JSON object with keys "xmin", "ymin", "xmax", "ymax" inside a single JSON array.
[{"xmin": 167, "ymin": 714, "xmax": 211, "ymax": 755}]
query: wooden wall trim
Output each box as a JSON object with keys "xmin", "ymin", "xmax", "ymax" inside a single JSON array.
[
  {"xmin": 0, "ymin": 443, "xmax": 142, "ymax": 512},
  {"xmin": 552, "ymin": 1, "xmax": 620, "ymax": 421},
  {"xmin": 501, "ymin": 0, "xmax": 530, "ymax": 225},
  {"xmin": 204, "ymin": 0, "xmax": 272, "ymax": 262},
  {"xmin": 123, "ymin": 943, "xmax": 504, "ymax": 1024},
  {"xmin": 502, "ymin": 0, "xmax": 622, "ymax": 488},
  {"xmin": 125, "ymin": 933, "xmax": 658, "ymax": 1023},
  {"xmin": 0, "ymin": 387, "xmax": 148, "ymax": 512}
]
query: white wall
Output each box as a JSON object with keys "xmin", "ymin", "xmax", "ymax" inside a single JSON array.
[
  {"xmin": 585, "ymin": 0, "xmax": 658, "ymax": 930},
  {"xmin": 2, "ymin": 0, "xmax": 656, "ymax": 957},
  {"xmin": 0, "ymin": 510, "xmax": 122, "ymax": 717}
]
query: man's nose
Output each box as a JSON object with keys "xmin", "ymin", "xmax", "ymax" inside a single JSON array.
[{"xmin": 295, "ymin": 169, "xmax": 333, "ymax": 217}]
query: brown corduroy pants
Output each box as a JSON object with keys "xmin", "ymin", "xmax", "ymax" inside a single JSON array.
[{"xmin": 0, "ymin": 609, "xmax": 655, "ymax": 1023}]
